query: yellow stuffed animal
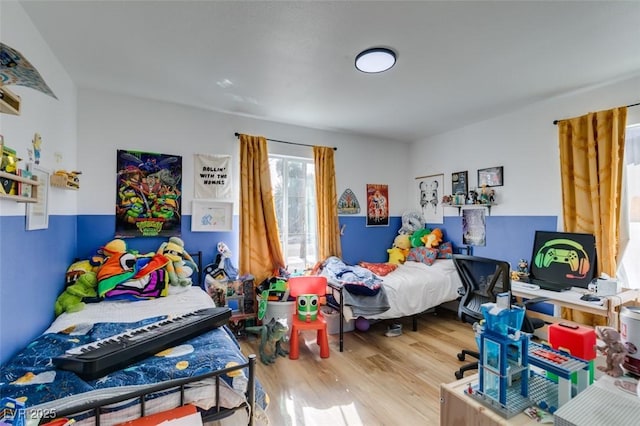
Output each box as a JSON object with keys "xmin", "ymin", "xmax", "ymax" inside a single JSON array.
[
  {"xmin": 157, "ymin": 237, "xmax": 198, "ymax": 292},
  {"xmin": 387, "ymin": 247, "xmax": 406, "ymax": 265}
]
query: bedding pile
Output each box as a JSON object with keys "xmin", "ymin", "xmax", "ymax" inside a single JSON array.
[{"xmin": 318, "ymin": 256, "xmax": 390, "ymax": 318}]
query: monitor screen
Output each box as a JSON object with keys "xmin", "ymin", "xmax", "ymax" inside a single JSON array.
[{"xmin": 529, "ymin": 231, "xmax": 597, "ymax": 289}]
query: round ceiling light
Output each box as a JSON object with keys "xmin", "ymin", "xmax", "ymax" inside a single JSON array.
[{"xmin": 355, "ymin": 47, "xmax": 396, "ymax": 73}]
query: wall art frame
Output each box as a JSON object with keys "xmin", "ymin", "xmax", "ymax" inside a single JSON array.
[
  {"xmin": 26, "ymin": 163, "xmax": 50, "ymax": 230},
  {"xmin": 477, "ymin": 166, "xmax": 504, "ymax": 187},
  {"xmin": 191, "ymin": 200, "xmax": 233, "ymax": 232},
  {"xmin": 451, "ymin": 171, "xmax": 468, "ymax": 195},
  {"xmin": 416, "ymin": 173, "xmax": 444, "ymax": 224}
]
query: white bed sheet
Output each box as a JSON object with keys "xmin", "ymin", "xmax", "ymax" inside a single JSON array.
[
  {"xmin": 46, "ymin": 286, "xmax": 214, "ymax": 334},
  {"xmin": 362, "ymin": 259, "xmax": 461, "ymax": 320}
]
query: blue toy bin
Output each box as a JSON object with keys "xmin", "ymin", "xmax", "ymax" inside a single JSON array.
[{"xmin": 481, "ymin": 303, "xmax": 525, "ymax": 336}]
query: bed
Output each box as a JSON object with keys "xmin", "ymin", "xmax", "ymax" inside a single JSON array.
[
  {"xmin": 0, "ymin": 286, "xmax": 269, "ymax": 426},
  {"xmin": 320, "ymin": 256, "xmax": 463, "ymax": 352}
]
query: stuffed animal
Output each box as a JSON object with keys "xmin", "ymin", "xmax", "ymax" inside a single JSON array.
[
  {"xmin": 422, "ymin": 228, "xmax": 443, "ymax": 247},
  {"xmin": 55, "ymin": 271, "xmax": 98, "ymax": 316},
  {"xmin": 393, "ymin": 234, "xmax": 411, "ymax": 256},
  {"xmin": 410, "ymin": 228, "xmax": 431, "ymax": 247},
  {"xmin": 157, "ymin": 236, "xmax": 198, "ymax": 292},
  {"xmin": 398, "ymin": 211, "xmax": 424, "ymax": 235},
  {"xmin": 215, "ymin": 241, "xmax": 239, "ymax": 280},
  {"xmin": 596, "ymin": 326, "xmax": 628, "ymax": 377},
  {"xmin": 245, "ymin": 318, "xmax": 289, "ymax": 365},
  {"xmin": 387, "ymin": 247, "xmax": 407, "ymax": 265},
  {"xmin": 90, "ymin": 238, "xmax": 128, "ymax": 268}
]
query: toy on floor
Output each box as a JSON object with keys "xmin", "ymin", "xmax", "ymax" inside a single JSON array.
[
  {"xmin": 596, "ymin": 326, "xmax": 628, "ymax": 377},
  {"xmin": 245, "ymin": 318, "xmax": 289, "ymax": 365}
]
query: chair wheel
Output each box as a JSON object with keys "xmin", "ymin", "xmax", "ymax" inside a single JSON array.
[
  {"xmin": 455, "ymin": 371, "xmax": 463, "ymax": 380},
  {"xmin": 457, "ymin": 353, "xmax": 465, "ymax": 361}
]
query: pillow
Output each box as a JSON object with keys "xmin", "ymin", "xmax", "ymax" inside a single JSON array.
[
  {"xmin": 359, "ymin": 261, "xmax": 398, "ymax": 277},
  {"xmin": 406, "ymin": 247, "xmax": 438, "ymax": 266},
  {"xmin": 437, "ymin": 241, "xmax": 453, "ymax": 259}
]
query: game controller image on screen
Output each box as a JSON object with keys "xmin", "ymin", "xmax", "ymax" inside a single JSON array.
[{"xmin": 530, "ymin": 231, "xmax": 597, "ymax": 288}]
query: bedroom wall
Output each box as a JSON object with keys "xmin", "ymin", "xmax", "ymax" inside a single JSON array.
[
  {"xmin": 0, "ymin": 1, "xmax": 78, "ymax": 365},
  {"xmin": 409, "ymin": 72, "xmax": 640, "ymax": 270},
  {"xmin": 75, "ymin": 89, "xmax": 411, "ymax": 268}
]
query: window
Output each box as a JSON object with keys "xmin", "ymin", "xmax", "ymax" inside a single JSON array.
[
  {"xmin": 269, "ymin": 155, "xmax": 317, "ymax": 273},
  {"xmin": 619, "ymin": 124, "xmax": 640, "ymax": 289}
]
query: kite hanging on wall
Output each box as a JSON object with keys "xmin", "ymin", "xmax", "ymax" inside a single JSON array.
[
  {"xmin": 337, "ymin": 188, "xmax": 360, "ymax": 214},
  {"xmin": 0, "ymin": 42, "xmax": 57, "ymax": 99}
]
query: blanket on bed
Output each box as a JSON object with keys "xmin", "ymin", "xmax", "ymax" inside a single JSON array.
[
  {"xmin": 0, "ymin": 318, "xmax": 267, "ymax": 415},
  {"xmin": 318, "ymin": 256, "xmax": 390, "ymax": 318}
]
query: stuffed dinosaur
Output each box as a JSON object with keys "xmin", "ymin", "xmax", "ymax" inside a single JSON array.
[
  {"xmin": 245, "ymin": 318, "xmax": 290, "ymax": 365},
  {"xmin": 596, "ymin": 326, "xmax": 628, "ymax": 377},
  {"xmin": 55, "ymin": 271, "xmax": 98, "ymax": 316}
]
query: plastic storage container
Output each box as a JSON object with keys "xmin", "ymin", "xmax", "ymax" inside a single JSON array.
[
  {"xmin": 263, "ymin": 301, "xmax": 295, "ymax": 325},
  {"xmin": 322, "ymin": 307, "xmax": 355, "ymax": 335}
]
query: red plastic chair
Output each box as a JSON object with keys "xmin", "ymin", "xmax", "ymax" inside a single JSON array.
[{"xmin": 288, "ymin": 275, "xmax": 330, "ymax": 360}]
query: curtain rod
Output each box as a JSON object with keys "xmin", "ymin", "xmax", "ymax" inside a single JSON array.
[
  {"xmin": 234, "ymin": 132, "xmax": 337, "ymax": 151},
  {"xmin": 553, "ymin": 101, "xmax": 640, "ymax": 125}
]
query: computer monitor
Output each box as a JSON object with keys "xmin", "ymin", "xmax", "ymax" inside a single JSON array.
[{"xmin": 529, "ymin": 231, "xmax": 597, "ymax": 290}]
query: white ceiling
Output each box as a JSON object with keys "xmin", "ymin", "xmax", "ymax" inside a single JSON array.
[{"xmin": 19, "ymin": 0, "xmax": 640, "ymax": 143}]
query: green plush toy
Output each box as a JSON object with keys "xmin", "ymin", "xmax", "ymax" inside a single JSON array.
[{"xmin": 54, "ymin": 271, "xmax": 98, "ymax": 316}]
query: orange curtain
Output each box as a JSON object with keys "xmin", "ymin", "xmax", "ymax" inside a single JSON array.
[
  {"xmin": 558, "ymin": 106, "xmax": 627, "ymax": 324},
  {"xmin": 314, "ymin": 146, "xmax": 342, "ymax": 260},
  {"xmin": 238, "ymin": 134, "xmax": 285, "ymax": 283}
]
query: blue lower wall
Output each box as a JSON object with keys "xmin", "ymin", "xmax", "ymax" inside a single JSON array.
[
  {"xmin": 0, "ymin": 213, "xmax": 557, "ymax": 365},
  {"xmin": 0, "ymin": 215, "xmax": 76, "ymax": 366}
]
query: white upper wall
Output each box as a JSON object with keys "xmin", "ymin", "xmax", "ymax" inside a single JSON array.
[
  {"xmin": 410, "ymin": 73, "xmax": 640, "ymax": 220},
  {"xmin": 77, "ymin": 89, "xmax": 411, "ymax": 216},
  {"xmin": 0, "ymin": 1, "xmax": 77, "ymax": 216}
]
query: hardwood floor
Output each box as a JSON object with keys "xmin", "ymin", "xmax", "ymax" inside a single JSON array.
[{"xmin": 238, "ymin": 308, "xmax": 476, "ymax": 426}]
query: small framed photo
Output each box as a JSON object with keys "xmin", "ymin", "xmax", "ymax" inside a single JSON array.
[
  {"xmin": 191, "ymin": 200, "xmax": 233, "ymax": 232},
  {"xmin": 478, "ymin": 166, "xmax": 503, "ymax": 187},
  {"xmin": 451, "ymin": 171, "xmax": 468, "ymax": 195}
]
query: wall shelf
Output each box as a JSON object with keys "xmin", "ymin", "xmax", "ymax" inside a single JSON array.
[
  {"xmin": 445, "ymin": 203, "xmax": 496, "ymax": 216},
  {"xmin": 0, "ymin": 171, "xmax": 38, "ymax": 202},
  {"xmin": 0, "ymin": 87, "xmax": 21, "ymax": 115}
]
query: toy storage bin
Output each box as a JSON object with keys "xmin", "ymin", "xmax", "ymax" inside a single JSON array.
[
  {"xmin": 322, "ymin": 307, "xmax": 355, "ymax": 335},
  {"xmin": 263, "ymin": 301, "xmax": 295, "ymax": 325}
]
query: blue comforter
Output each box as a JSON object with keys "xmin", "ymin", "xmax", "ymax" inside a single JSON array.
[{"xmin": 0, "ymin": 317, "xmax": 266, "ymax": 413}]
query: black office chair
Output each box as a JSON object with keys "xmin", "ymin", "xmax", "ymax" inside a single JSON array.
[{"xmin": 452, "ymin": 254, "xmax": 545, "ymax": 379}]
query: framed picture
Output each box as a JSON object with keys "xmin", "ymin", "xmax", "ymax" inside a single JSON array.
[
  {"xmin": 365, "ymin": 184, "xmax": 389, "ymax": 227},
  {"xmin": 191, "ymin": 200, "xmax": 233, "ymax": 232},
  {"xmin": 416, "ymin": 173, "xmax": 444, "ymax": 224},
  {"xmin": 26, "ymin": 163, "xmax": 50, "ymax": 230},
  {"xmin": 477, "ymin": 166, "xmax": 503, "ymax": 187},
  {"xmin": 451, "ymin": 171, "xmax": 468, "ymax": 195}
]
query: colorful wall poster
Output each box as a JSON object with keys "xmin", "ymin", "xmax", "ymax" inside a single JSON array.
[
  {"xmin": 116, "ymin": 149, "xmax": 182, "ymax": 237},
  {"xmin": 366, "ymin": 184, "xmax": 389, "ymax": 227}
]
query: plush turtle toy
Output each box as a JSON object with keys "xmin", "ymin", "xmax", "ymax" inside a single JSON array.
[{"xmin": 54, "ymin": 271, "xmax": 98, "ymax": 316}]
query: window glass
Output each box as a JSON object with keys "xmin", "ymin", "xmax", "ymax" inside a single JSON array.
[{"xmin": 269, "ymin": 155, "xmax": 317, "ymax": 273}]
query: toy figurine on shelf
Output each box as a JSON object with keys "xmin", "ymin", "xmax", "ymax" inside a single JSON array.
[{"xmin": 596, "ymin": 326, "xmax": 628, "ymax": 377}]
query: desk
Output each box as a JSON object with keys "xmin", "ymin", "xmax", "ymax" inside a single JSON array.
[
  {"xmin": 511, "ymin": 283, "xmax": 638, "ymax": 329},
  {"xmin": 440, "ymin": 375, "xmax": 536, "ymax": 425}
]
